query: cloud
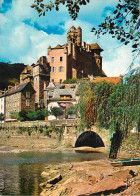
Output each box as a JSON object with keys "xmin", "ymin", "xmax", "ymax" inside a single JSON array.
[{"xmin": 0, "ymin": 0, "xmax": 134, "ymax": 76}]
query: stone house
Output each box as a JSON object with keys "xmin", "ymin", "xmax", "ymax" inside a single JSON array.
[
  {"xmin": 44, "ymin": 82, "xmax": 77, "ymax": 120},
  {"xmin": 2, "ymin": 82, "xmax": 35, "ymax": 121},
  {"xmin": 20, "ymin": 56, "xmax": 50, "ymax": 105}
]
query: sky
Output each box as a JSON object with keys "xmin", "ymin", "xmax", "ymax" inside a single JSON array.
[{"xmin": 0, "ymin": 0, "xmax": 135, "ymax": 76}]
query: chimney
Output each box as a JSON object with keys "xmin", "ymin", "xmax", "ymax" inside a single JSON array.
[{"xmin": 8, "ymin": 85, "xmax": 13, "ymax": 90}]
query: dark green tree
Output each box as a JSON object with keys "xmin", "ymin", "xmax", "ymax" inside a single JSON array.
[
  {"xmin": 51, "ymin": 107, "xmax": 63, "ymax": 119},
  {"xmin": 18, "ymin": 110, "xmax": 27, "ymax": 121}
]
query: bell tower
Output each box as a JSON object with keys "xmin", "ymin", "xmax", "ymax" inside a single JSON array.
[{"xmin": 67, "ymin": 26, "xmax": 82, "ymax": 47}]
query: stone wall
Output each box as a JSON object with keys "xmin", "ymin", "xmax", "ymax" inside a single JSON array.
[{"xmin": 0, "ymin": 120, "xmax": 111, "ymax": 151}]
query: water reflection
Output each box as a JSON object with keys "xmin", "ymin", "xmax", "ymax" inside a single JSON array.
[{"xmin": 0, "ymin": 151, "xmax": 106, "ymax": 195}]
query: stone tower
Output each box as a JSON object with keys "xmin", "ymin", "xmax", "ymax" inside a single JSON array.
[
  {"xmin": 33, "ymin": 56, "xmax": 50, "ymax": 104},
  {"xmin": 67, "ymin": 26, "xmax": 82, "ymax": 47}
]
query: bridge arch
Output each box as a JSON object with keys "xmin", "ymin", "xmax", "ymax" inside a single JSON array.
[{"xmin": 75, "ymin": 131, "xmax": 105, "ymax": 148}]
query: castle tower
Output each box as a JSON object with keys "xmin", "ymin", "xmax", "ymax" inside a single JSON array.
[
  {"xmin": 76, "ymin": 26, "xmax": 82, "ymax": 47},
  {"xmin": 67, "ymin": 26, "xmax": 82, "ymax": 47},
  {"xmin": 33, "ymin": 57, "xmax": 50, "ymax": 104}
]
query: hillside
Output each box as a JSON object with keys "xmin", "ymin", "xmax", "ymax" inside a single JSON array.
[{"xmin": 0, "ymin": 62, "xmax": 27, "ymax": 90}]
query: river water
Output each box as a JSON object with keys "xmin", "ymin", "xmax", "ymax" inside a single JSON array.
[{"xmin": 0, "ymin": 150, "xmax": 107, "ymax": 195}]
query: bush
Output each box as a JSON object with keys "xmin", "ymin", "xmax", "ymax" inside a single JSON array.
[
  {"xmin": 18, "ymin": 110, "xmax": 27, "ymax": 121},
  {"xmin": 66, "ymin": 105, "xmax": 77, "ymax": 115},
  {"xmin": 51, "ymin": 107, "xmax": 63, "ymax": 119},
  {"xmin": 27, "ymin": 111, "xmax": 38, "ymax": 121},
  {"xmin": 27, "ymin": 109, "xmax": 49, "ymax": 121},
  {"xmin": 62, "ymin": 78, "xmax": 79, "ymax": 84},
  {"xmin": 10, "ymin": 111, "xmax": 18, "ymax": 119}
]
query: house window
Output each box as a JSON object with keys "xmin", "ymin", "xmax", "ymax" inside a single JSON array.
[
  {"xmin": 26, "ymin": 100, "xmax": 30, "ymax": 107},
  {"xmin": 60, "ymin": 79, "xmax": 62, "ymax": 84},
  {"xmin": 59, "ymin": 66, "xmax": 64, "ymax": 72},
  {"xmin": 51, "ymin": 67, "xmax": 56, "ymax": 72},
  {"xmin": 26, "ymin": 92, "xmax": 30, "ymax": 98},
  {"xmin": 52, "ymin": 79, "xmax": 54, "ymax": 82},
  {"xmin": 51, "ymin": 57, "xmax": 54, "ymax": 63},
  {"xmin": 60, "ymin": 56, "xmax": 63, "ymax": 61}
]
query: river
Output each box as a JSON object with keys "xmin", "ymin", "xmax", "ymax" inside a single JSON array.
[{"xmin": 0, "ymin": 150, "xmax": 107, "ymax": 195}]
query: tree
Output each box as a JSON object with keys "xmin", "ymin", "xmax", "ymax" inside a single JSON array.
[
  {"xmin": 31, "ymin": 0, "xmax": 90, "ymax": 20},
  {"xmin": 27, "ymin": 110, "xmax": 38, "ymax": 121},
  {"xmin": 91, "ymin": 0, "xmax": 139, "ymax": 53},
  {"xmin": 18, "ymin": 110, "xmax": 27, "ymax": 121},
  {"xmin": 51, "ymin": 107, "xmax": 63, "ymax": 119}
]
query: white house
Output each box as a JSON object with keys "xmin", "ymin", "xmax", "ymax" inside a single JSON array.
[
  {"xmin": 0, "ymin": 95, "xmax": 5, "ymax": 122},
  {"xmin": 44, "ymin": 82, "xmax": 78, "ymax": 120}
]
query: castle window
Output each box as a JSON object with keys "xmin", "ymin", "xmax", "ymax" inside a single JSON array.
[
  {"xmin": 51, "ymin": 67, "xmax": 56, "ymax": 72},
  {"xmin": 26, "ymin": 92, "xmax": 30, "ymax": 99},
  {"xmin": 51, "ymin": 57, "xmax": 54, "ymax": 63},
  {"xmin": 59, "ymin": 66, "xmax": 64, "ymax": 72},
  {"xmin": 26, "ymin": 100, "xmax": 30, "ymax": 107},
  {"xmin": 60, "ymin": 56, "xmax": 63, "ymax": 61}
]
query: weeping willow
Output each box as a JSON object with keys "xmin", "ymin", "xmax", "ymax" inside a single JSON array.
[{"xmin": 77, "ymin": 72, "xmax": 140, "ymax": 138}]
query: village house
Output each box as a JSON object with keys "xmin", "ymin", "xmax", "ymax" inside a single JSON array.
[
  {"xmin": 44, "ymin": 82, "xmax": 78, "ymax": 120},
  {"xmin": 0, "ymin": 82, "xmax": 35, "ymax": 121}
]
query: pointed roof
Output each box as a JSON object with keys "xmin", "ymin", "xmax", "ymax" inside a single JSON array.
[
  {"xmin": 90, "ymin": 43, "xmax": 104, "ymax": 51},
  {"xmin": 46, "ymin": 82, "xmax": 60, "ymax": 90}
]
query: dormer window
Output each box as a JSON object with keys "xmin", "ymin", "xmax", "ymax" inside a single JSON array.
[
  {"xmin": 51, "ymin": 57, "xmax": 54, "ymax": 63},
  {"xmin": 60, "ymin": 56, "xmax": 63, "ymax": 61}
]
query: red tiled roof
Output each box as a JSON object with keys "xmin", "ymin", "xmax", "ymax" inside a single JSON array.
[{"xmin": 93, "ymin": 76, "xmax": 122, "ymax": 84}]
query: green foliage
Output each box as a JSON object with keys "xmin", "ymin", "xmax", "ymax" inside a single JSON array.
[
  {"xmin": 31, "ymin": 0, "xmax": 90, "ymax": 20},
  {"xmin": 51, "ymin": 107, "xmax": 63, "ymax": 119},
  {"xmin": 91, "ymin": 0, "xmax": 139, "ymax": 52},
  {"xmin": 62, "ymin": 78, "xmax": 79, "ymax": 84},
  {"xmin": 66, "ymin": 104, "xmax": 77, "ymax": 115},
  {"xmin": 27, "ymin": 111, "xmax": 38, "ymax": 121},
  {"xmin": 18, "ymin": 110, "xmax": 27, "ymax": 121},
  {"xmin": 0, "ymin": 62, "xmax": 26, "ymax": 90},
  {"xmin": 0, "ymin": 113, "xmax": 4, "ymax": 121},
  {"xmin": 78, "ymin": 73, "xmax": 140, "ymax": 135},
  {"xmin": 10, "ymin": 111, "xmax": 19, "ymax": 119}
]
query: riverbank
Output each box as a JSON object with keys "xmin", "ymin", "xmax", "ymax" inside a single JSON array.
[{"xmin": 40, "ymin": 159, "xmax": 140, "ymax": 196}]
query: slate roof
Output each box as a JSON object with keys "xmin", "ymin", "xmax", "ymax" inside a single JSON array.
[
  {"xmin": 0, "ymin": 82, "xmax": 31, "ymax": 97},
  {"xmin": 50, "ymin": 88, "xmax": 76, "ymax": 100},
  {"xmin": 46, "ymin": 82, "xmax": 60, "ymax": 90}
]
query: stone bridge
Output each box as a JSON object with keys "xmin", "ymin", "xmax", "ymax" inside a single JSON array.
[
  {"xmin": 51, "ymin": 119, "xmax": 112, "ymax": 151},
  {"xmin": 1, "ymin": 119, "xmax": 111, "ymax": 150}
]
